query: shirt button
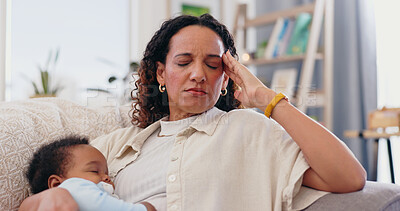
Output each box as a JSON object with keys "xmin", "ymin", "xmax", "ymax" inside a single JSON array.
[
  {"xmin": 171, "ymin": 156, "xmax": 179, "ymax": 161},
  {"xmin": 171, "ymin": 205, "xmax": 178, "ymax": 210},
  {"xmin": 168, "ymin": 174, "xmax": 176, "ymax": 182}
]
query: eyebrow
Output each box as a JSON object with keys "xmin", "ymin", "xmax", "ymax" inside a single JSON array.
[
  {"xmin": 84, "ymin": 161, "xmax": 108, "ymax": 173},
  {"xmin": 84, "ymin": 160, "xmax": 101, "ymax": 166},
  {"xmin": 174, "ymin": 53, "xmax": 221, "ymax": 58}
]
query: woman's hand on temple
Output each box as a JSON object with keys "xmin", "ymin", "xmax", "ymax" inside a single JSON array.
[{"xmin": 222, "ymin": 50, "xmax": 276, "ymax": 110}]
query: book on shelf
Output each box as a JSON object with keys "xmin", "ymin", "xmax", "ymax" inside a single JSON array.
[
  {"xmin": 264, "ymin": 17, "xmax": 284, "ymax": 59},
  {"xmin": 272, "ymin": 18, "xmax": 290, "ymax": 58},
  {"xmin": 264, "ymin": 14, "xmax": 311, "ymax": 60},
  {"xmin": 276, "ymin": 19, "xmax": 295, "ymax": 57},
  {"xmin": 286, "ymin": 13, "xmax": 312, "ymax": 55},
  {"xmin": 270, "ymin": 68, "xmax": 298, "ymax": 99}
]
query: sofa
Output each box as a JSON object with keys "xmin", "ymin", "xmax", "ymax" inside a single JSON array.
[{"xmin": 0, "ymin": 98, "xmax": 399, "ymax": 211}]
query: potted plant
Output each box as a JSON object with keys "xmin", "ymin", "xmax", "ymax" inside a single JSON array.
[
  {"xmin": 87, "ymin": 61, "xmax": 139, "ymax": 103},
  {"xmin": 30, "ymin": 48, "xmax": 62, "ymax": 98}
]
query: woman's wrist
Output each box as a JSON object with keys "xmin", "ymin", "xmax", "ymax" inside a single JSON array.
[
  {"xmin": 264, "ymin": 93, "xmax": 289, "ymax": 118},
  {"xmin": 255, "ymin": 88, "xmax": 277, "ymax": 111}
]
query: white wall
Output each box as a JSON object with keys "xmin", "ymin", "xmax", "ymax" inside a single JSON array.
[
  {"xmin": 375, "ymin": 0, "xmax": 400, "ymax": 108},
  {"xmin": 0, "ymin": 0, "xmax": 6, "ymax": 101},
  {"xmin": 130, "ymin": 0, "xmax": 168, "ymax": 62},
  {"xmin": 10, "ymin": 0, "xmax": 130, "ymax": 103}
]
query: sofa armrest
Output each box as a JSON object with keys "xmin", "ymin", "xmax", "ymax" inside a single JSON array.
[{"xmin": 304, "ymin": 181, "xmax": 400, "ymax": 211}]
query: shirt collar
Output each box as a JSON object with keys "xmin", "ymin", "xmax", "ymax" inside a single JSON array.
[
  {"xmin": 159, "ymin": 115, "xmax": 198, "ymax": 136},
  {"xmin": 114, "ymin": 107, "xmax": 227, "ymax": 158},
  {"xmin": 114, "ymin": 119, "xmax": 161, "ymax": 158},
  {"xmin": 189, "ymin": 107, "xmax": 226, "ymax": 136}
]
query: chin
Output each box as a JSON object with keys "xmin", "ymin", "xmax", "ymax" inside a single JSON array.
[
  {"xmin": 183, "ymin": 106, "xmax": 209, "ymax": 114},
  {"xmin": 182, "ymin": 102, "xmax": 214, "ymax": 114}
]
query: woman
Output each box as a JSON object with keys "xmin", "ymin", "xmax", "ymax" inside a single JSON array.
[{"xmin": 20, "ymin": 14, "xmax": 366, "ymax": 211}]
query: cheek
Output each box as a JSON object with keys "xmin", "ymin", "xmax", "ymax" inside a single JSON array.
[
  {"xmin": 168, "ymin": 74, "xmax": 181, "ymax": 84},
  {"xmin": 166, "ymin": 75, "xmax": 181, "ymax": 92},
  {"xmin": 80, "ymin": 174, "xmax": 102, "ymax": 183},
  {"xmin": 211, "ymin": 73, "xmax": 224, "ymax": 88},
  {"xmin": 165, "ymin": 70, "xmax": 186, "ymax": 91}
]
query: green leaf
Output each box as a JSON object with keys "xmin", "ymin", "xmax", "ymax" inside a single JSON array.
[
  {"xmin": 54, "ymin": 48, "xmax": 60, "ymax": 65},
  {"xmin": 41, "ymin": 71, "xmax": 49, "ymax": 94},
  {"xmin": 31, "ymin": 81, "xmax": 40, "ymax": 94},
  {"xmin": 51, "ymin": 87, "xmax": 60, "ymax": 95},
  {"xmin": 51, "ymin": 82, "xmax": 62, "ymax": 94},
  {"xmin": 45, "ymin": 50, "xmax": 52, "ymax": 71},
  {"xmin": 86, "ymin": 88, "xmax": 111, "ymax": 94}
]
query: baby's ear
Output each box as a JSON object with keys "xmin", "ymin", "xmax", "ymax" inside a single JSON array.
[{"xmin": 48, "ymin": 175, "xmax": 64, "ymax": 189}]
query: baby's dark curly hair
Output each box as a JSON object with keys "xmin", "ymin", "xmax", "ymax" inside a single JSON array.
[
  {"xmin": 131, "ymin": 13, "xmax": 242, "ymax": 128},
  {"xmin": 26, "ymin": 137, "xmax": 89, "ymax": 194}
]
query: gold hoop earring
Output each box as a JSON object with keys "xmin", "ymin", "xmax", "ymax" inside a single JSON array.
[
  {"xmin": 159, "ymin": 84, "xmax": 166, "ymax": 93},
  {"xmin": 221, "ymin": 88, "xmax": 227, "ymax": 96}
]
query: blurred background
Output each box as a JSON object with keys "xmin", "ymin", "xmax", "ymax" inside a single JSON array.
[{"xmin": 0, "ymin": 0, "xmax": 399, "ymax": 185}]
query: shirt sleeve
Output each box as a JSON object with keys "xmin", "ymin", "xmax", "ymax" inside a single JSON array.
[
  {"xmin": 59, "ymin": 178, "xmax": 147, "ymax": 211},
  {"xmin": 273, "ymin": 125, "xmax": 329, "ymax": 210}
]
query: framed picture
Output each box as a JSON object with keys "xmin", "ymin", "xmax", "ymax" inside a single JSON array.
[
  {"xmin": 182, "ymin": 4, "xmax": 210, "ymax": 16},
  {"xmin": 270, "ymin": 68, "xmax": 298, "ymax": 99},
  {"xmin": 169, "ymin": 0, "xmax": 221, "ymax": 19}
]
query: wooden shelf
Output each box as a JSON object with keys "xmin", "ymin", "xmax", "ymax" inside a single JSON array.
[
  {"xmin": 242, "ymin": 53, "xmax": 323, "ymax": 66},
  {"xmin": 233, "ymin": 0, "xmax": 333, "ymax": 129},
  {"xmin": 344, "ymin": 130, "xmax": 400, "ymax": 139}
]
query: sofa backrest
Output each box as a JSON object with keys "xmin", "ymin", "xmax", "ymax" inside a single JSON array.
[{"xmin": 0, "ymin": 98, "xmax": 131, "ymax": 210}]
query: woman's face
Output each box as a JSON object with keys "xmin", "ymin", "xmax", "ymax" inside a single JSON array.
[{"xmin": 157, "ymin": 25, "xmax": 229, "ymax": 120}]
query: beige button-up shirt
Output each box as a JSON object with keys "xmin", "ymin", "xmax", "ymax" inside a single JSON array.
[{"xmin": 91, "ymin": 107, "xmax": 327, "ymax": 211}]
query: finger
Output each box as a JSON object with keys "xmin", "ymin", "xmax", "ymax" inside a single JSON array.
[
  {"xmin": 222, "ymin": 54, "xmax": 234, "ymax": 73},
  {"xmin": 225, "ymin": 50, "xmax": 247, "ymax": 76},
  {"xmin": 223, "ymin": 52, "xmax": 246, "ymax": 86},
  {"xmin": 234, "ymin": 90, "xmax": 243, "ymax": 102},
  {"xmin": 222, "ymin": 52, "xmax": 242, "ymax": 78},
  {"xmin": 223, "ymin": 51, "xmax": 238, "ymax": 72},
  {"xmin": 222, "ymin": 62, "xmax": 243, "ymax": 85},
  {"xmin": 222, "ymin": 54, "xmax": 239, "ymax": 80}
]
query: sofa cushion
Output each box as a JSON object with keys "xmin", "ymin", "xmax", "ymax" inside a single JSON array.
[
  {"xmin": 0, "ymin": 98, "xmax": 131, "ymax": 211},
  {"xmin": 304, "ymin": 181, "xmax": 400, "ymax": 211}
]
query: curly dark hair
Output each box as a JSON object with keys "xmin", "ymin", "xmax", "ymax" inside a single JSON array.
[
  {"xmin": 131, "ymin": 13, "xmax": 242, "ymax": 128},
  {"xmin": 25, "ymin": 137, "xmax": 89, "ymax": 194}
]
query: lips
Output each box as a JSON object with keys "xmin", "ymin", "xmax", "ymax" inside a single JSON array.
[{"xmin": 185, "ymin": 88, "xmax": 207, "ymax": 96}]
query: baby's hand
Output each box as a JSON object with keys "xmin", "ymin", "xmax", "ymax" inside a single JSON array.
[{"xmin": 98, "ymin": 181, "xmax": 118, "ymax": 198}]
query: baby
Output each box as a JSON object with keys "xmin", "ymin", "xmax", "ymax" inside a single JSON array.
[{"xmin": 25, "ymin": 137, "xmax": 154, "ymax": 211}]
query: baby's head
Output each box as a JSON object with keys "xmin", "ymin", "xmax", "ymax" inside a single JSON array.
[{"xmin": 26, "ymin": 137, "xmax": 113, "ymax": 194}]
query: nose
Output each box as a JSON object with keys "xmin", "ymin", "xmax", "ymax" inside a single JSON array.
[
  {"xmin": 102, "ymin": 174, "xmax": 115, "ymax": 189},
  {"xmin": 102, "ymin": 174, "xmax": 111, "ymax": 183},
  {"xmin": 189, "ymin": 62, "xmax": 206, "ymax": 83}
]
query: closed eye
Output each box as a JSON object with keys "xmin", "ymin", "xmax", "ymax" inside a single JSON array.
[
  {"xmin": 178, "ymin": 63, "xmax": 189, "ymax": 67},
  {"xmin": 207, "ymin": 64, "xmax": 218, "ymax": 69}
]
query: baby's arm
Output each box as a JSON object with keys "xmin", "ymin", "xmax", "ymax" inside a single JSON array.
[{"xmin": 59, "ymin": 178, "xmax": 154, "ymax": 211}]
